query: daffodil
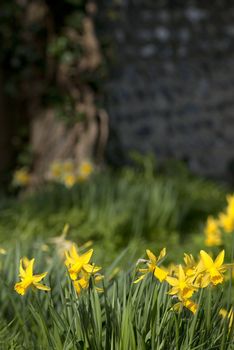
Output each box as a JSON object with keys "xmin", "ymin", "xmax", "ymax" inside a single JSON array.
[
  {"xmin": 218, "ymin": 212, "xmax": 234, "ymax": 233},
  {"xmin": 49, "ymin": 161, "xmax": 63, "ymax": 179},
  {"xmin": 219, "ymin": 308, "xmax": 234, "ymax": 331},
  {"xmin": 226, "ymin": 194, "xmax": 234, "ymax": 216},
  {"xmin": 167, "ymin": 265, "xmax": 197, "ymax": 300},
  {"xmin": 172, "ymin": 298, "xmax": 198, "ymax": 314},
  {"xmin": 184, "ymin": 253, "xmax": 197, "ymax": 277},
  {"xmin": 204, "ymin": 216, "xmax": 222, "ymax": 246},
  {"xmin": 65, "ymin": 245, "xmax": 103, "ymax": 295},
  {"xmin": 14, "ymin": 258, "xmax": 50, "ymax": 295},
  {"xmin": 183, "ymin": 299, "xmax": 198, "ymax": 314},
  {"xmin": 77, "ymin": 161, "xmax": 93, "ymax": 182},
  {"xmin": 0, "ymin": 248, "xmax": 6, "ymax": 255},
  {"xmin": 134, "ymin": 248, "xmax": 168, "ymax": 283},
  {"xmin": 73, "ymin": 271, "xmax": 104, "ymax": 294},
  {"xmin": 63, "ymin": 173, "xmax": 76, "ymax": 188},
  {"xmin": 49, "ymin": 224, "xmax": 73, "ymax": 257},
  {"xmin": 13, "ymin": 168, "xmax": 31, "ymax": 187},
  {"xmin": 65, "ymin": 244, "xmax": 101, "ymax": 280},
  {"xmin": 198, "ymin": 250, "xmax": 227, "ymax": 287},
  {"xmin": 73, "ymin": 271, "xmax": 90, "ymax": 294},
  {"xmin": 218, "ymin": 195, "xmax": 234, "ymax": 233}
]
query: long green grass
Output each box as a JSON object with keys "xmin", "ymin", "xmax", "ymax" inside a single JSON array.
[
  {"xmin": 0, "ymin": 242, "xmax": 233, "ymax": 349},
  {"xmin": 0, "ymin": 167, "xmax": 226, "ymax": 263}
]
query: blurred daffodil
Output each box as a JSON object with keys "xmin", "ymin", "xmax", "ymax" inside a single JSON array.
[
  {"xmin": 204, "ymin": 216, "xmax": 222, "ymax": 246},
  {"xmin": 63, "ymin": 173, "xmax": 76, "ymax": 188},
  {"xmin": 0, "ymin": 248, "xmax": 6, "ymax": 255},
  {"xmin": 219, "ymin": 308, "xmax": 234, "ymax": 331},
  {"xmin": 172, "ymin": 298, "xmax": 198, "ymax": 314},
  {"xmin": 77, "ymin": 161, "xmax": 93, "ymax": 182},
  {"xmin": 63, "ymin": 160, "xmax": 74, "ymax": 173},
  {"xmin": 13, "ymin": 168, "xmax": 31, "ymax": 187},
  {"xmin": 49, "ymin": 161, "xmax": 63, "ymax": 179},
  {"xmin": 49, "ymin": 224, "xmax": 73, "ymax": 257}
]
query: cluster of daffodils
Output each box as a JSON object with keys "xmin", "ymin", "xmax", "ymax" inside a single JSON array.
[
  {"xmin": 134, "ymin": 248, "xmax": 232, "ymax": 314},
  {"xmin": 64, "ymin": 244, "xmax": 103, "ymax": 293},
  {"xmin": 14, "ymin": 244, "xmax": 102, "ymax": 296},
  {"xmin": 13, "ymin": 243, "xmax": 233, "ymax": 322},
  {"xmin": 13, "ymin": 168, "xmax": 32, "ymax": 187},
  {"xmin": 12, "ymin": 160, "xmax": 93, "ymax": 189},
  {"xmin": 204, "ymin": 194, "xmax": 234, "ymax": 247},
  {"xmin": 49, "ymin": 159, "xmax": 94, "ymax": 188}
]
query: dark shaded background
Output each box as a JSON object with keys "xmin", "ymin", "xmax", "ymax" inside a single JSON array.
[{"xmin": 1, "ymin": 0, "xmax": 234, "ymax": 185}]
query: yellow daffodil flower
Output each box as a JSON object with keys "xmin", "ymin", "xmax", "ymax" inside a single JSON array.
[
  {"xmin": 219, "ymin": 308, "xmax": 234, "ymax": 331},
  {"xmin": 0, "ymin": 248, "xmax": 6, "ymax": 255},
  {"xmin": 63, "ymin": 173, "xmax": 76, "ymax": 188},
  {"xmin": 13, "ymin": 168, "xmax": 31, "ymax": 187},
  {"xmin": 183, "ymin": 253, "xmax": 197, "ymax": 277},
  {"xmin": 73, "ymin": 271, "xmax": 104, "ymax": 294},
  {"xmin": 94, "ymin": 274, "xmax": 104, "ymax": 293},
  {"xmin": 226, "ymin": 194, "xmax": 234, "ymax": 210},
  {"xmin": 205, "ymin": 232, "xmax": 222, "ymax": 247},
  {"xmin": 218, "ymin": 194, "xmax": 234, "ymax": 233},
  {"xmin": 65, "ymin": 244, "xmax": 101, "ymax": 280},
  {"xmin": 49, "ymin": 161, "xmax": 63, "ymax": 179},
  {"xmin": 183, "ymin": 299, "xmax": 198, "ymax": 314},
  {"xmin": 49, "ymin": 224, "xmax": 73, "ymax": 257},
  {"xmin": 172, "ymin": 298, "xmax": 198, "ymax": 314},
  {"xmin": 198, "ymin": 250, "xmax": 227, "ymax": 287},
  {"xmin": 73, "ymin": 271, "xmax": 90, "ymax": 294},
  {"xmin": 167, "ymin": 265, "xmax": 197, "ymax": 300},
  {"xmin": 14, "ymin": 258, "xmax": 50, "ymax": 295},
  {"xmin": 218, "ymin": 212, "xmax": 234, "ymax": 234},
  {"xmin": 204, "ymin": 216, "xmax": 222, "ymax": 246},
  {"xmin": 134, "ymin": 248, "xmax": 168, "ymax": 284},
  {"xmin": 77, "ymin": 161, "xmax": 93, "ymax": 182}
]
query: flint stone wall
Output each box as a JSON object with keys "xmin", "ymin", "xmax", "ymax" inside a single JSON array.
[{"xmin": 102, "ymin": 0, "xmax": 234, "ymax": 178}]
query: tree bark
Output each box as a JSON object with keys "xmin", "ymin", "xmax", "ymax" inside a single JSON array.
[{"xmin": 0, "ymin": 69, "xmax": 14, "ymax": 181}]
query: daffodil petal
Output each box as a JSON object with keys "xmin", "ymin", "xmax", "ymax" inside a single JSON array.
[
  {"xmin": 14, "ymin": 282, "xmax": 27, "ymax": 295},
  {"xmin": 83, "ymin": 264, "xmax": 101, "ymax": 274},
  {"xmin": 166, "ymin": 276, "xmax": 178, "ymax": 286},
  {"xmin": 25, "ymin": 258, "xmax": 35, "ymax": 277},
  {"xmin": 34, "ymin": 283, "xmax": 50, "ymax": 291},
  {"xmin": 200, "ymin": 250, "xmax": 214, "ymax": 269},
  {"xmin": 158, "ymin": 248, "xmax": 166, "ymax": 261},
  {"xmin": 214, "ymin": 250, "xmax": 225, "ymax": 268},
  {"xmin": 33, "ymin": 272, "xmax": 48, "ymax": 283},
  {"xmin": 154, "ymin": 266, "xmax": 168, "ymax": 282},
  {"xmin": 146, "ymin": 250, "xmax": 157, "ymax": 264}
]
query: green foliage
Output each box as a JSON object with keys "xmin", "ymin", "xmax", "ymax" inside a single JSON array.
[
  {"xmin": 0, "ymin": 167, "xmax": 226, "ymax": 262},
  {"xmin": 0, "ymin": 244, "xmax": 232, "ymax": 349}
]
